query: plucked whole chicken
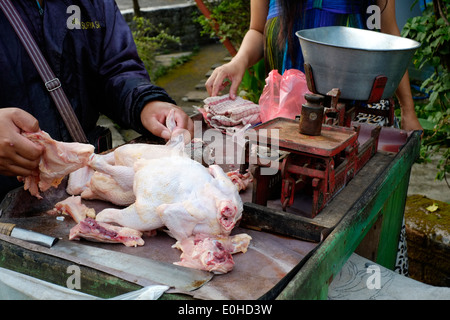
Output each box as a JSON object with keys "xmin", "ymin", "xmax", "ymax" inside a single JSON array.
[{"xmin": 23, "ymin": 110, "xmax": 251, "ymax": 274}]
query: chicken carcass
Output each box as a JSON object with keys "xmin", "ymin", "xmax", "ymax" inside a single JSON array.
[
  {"xmin": 69, "ymin": 217, "xmax": 144, "ymax": 247},
  {"xmin": 20, "ymin": 130, "xmax": 94, "ymax": 199},
  {"xmin": 96, "ymin": 156, "xmax": 243, "ymax": 241},
  {"xmin": 172, "ymin": 233, "xmax": 252, "ymax": 274},
  {"xmin": 59, "ymin": 110, "xmax": 251, "ymax": 272}
]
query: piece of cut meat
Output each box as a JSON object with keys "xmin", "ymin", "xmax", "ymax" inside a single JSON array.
[
  {"xmin": 69, "ymin": 218, "xmax": 144, "ymax": 247},
  {"xmin": 226, "ymin": 169, "xmax": 253, "ymax": 192},
  {"xmin": 54, "ymin": 195, "xmax": 96, "ymax": 223},
  {"xmin": 199, "ymin": 95, "xmax": 261, "ymax": 134},
  {"xmin": 172, "ymin": 233, "xmax": 252, "ymax": 274}
]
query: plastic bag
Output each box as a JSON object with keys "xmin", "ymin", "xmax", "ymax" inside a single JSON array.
[{"xmin": 259, "ymin": 69, "xmax": 310, "ymax": 123}]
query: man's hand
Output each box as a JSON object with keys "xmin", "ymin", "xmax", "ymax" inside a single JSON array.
[
  {"xmin": 0, "ymin": 108, "xmax": 44, "ymax": 176},
  {"xmin": 140, "ymin": 101, "xmax": 194, "ymax": 140}
]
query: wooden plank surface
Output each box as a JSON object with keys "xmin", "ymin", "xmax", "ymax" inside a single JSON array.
[{"xmin": 254, "ymin": 118, "xmax": 358, "ymax": 156}]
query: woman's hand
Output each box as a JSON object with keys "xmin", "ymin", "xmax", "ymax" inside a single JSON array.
[{"xmin": 205, "ymin": 59, "xmax": 247, "ymax": 99}]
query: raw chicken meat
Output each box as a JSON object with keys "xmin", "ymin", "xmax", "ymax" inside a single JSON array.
[
  {"xmin": 66, "ymin": 166, "xmax": 94, "ymax": 195},
  {"xmin": 96, "ymin": 156, "xmax": 244, "ymax": 241},
  {"xmin": 53, "ymin": 195, "xmax": 96, "ymax": 223},
  {"xmin": 80, "ymin": 171, "xmax": 136, "ymax": 206},
  {"xmin": 19, "ymin": 130, "xmax": 94, "ymax": 199},
  {"xmin": 172, "ymin": 233, "xmax": 252, "ymax": 274},
  {"xmin": 113, "ymin": 141, "xmax": 187, "ymax": 167},
  {"xmin": 199, "ymin": 94, "xmax": 261, "ymax": 134},
  {"xmin": 70, "ymin": 142, "xmax": 184, "ymax": 205},
  {"xmin": 226, "ymin": 169, "xmax": 253, "ymax": 192},
  {"xmin": 69, "ymin": 217, "xmax": 144, "ymax": 247},
  {"xmin": 66, "ymin": 109, "xmax": 188, "ymax": 204}
]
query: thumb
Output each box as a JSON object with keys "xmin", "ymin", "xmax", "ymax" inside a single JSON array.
[
  {"xmin": 12, "ymin": 109, "xmax": 40, "ymax": 133},
  {"xmin": 147, "ymin": 117, "xmax": 171, "ymax": 140}
]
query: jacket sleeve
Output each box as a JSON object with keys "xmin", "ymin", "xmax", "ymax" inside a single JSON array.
[{"xmin": 98, "ymin": 1, "xmax": 176, "ymax": 135}]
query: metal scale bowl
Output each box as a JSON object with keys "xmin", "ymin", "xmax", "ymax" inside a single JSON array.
[
  {"xmin": 296, "ymin": 26, "xmax": 421, "ymax": 101},
  {"xmin": 246, "ymin": 27, "xmax": 420, "ymax": 218}
]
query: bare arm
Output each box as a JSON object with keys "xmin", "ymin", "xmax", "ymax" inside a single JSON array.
[
  {"xmin": 379, "ymin": 0, "xmax": 423, "ymax": 131},
  {"xmin": 205, "ymin": 0, "xmax": 269, "ymax": 99}
]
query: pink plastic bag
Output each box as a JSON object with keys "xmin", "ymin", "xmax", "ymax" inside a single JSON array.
[{"xmin": 259, "ymin": 69, "xmax": 310, "ymax": 123}]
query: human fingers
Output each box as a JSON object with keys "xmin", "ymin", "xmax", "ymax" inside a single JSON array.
[
  {"xmin": 141, "ymin": 101, "xmax": 193, "ymax": 140},
  {"xmin": 0, "ymin": 108, "xmax": 42, "ymax": 167},
  {"xmin": 206, "ymin": 65, "xmax": 234, "ymax": 97},
  {"xmin": 228, "ymin": 77, "xmax": 242, "ymax": 100},
  {"xmin": 172, "ymin": 107, "xmax": 194, "ymax": 133},
  {"xmin": 1, "ymin": 108, "xmax": 43, "ymax": 161},
  {"xmin": 0, "ymin": 129, "xmax": 42, "ymax": 176},
  {"xmin": 205, "ymin": 68, "xmax": 222, "ymax": 97},
  {"xmin": 0, "ymin": 154, "xmax": 40, "ymax": 177}
]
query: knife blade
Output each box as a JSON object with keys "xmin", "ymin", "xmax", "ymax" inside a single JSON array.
[
  {"xmin": 0, "ymin": 222, "xmax": 58, "ymax": 248},
  {"xmin": 51, "ymin": 240, "xmax": 213, "ymax": 292}
]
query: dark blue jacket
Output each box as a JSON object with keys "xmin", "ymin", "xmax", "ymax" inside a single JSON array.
[{"xmin": 0, "ymin": 0, "xmax": 175, "ymax": 197}]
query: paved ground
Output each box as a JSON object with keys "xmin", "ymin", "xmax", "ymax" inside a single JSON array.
[
  {"xmin": 408, "ymin": 153, "xmax": 449, "ymax": 203},
  {"xmin": 154, "ymin": 43, "xmax": 229, "ymax": 115}
]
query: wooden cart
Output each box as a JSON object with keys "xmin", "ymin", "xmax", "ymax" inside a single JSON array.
[{"xmin": 0, "ymin": 124, "xmax": 421, "ymax": 300}]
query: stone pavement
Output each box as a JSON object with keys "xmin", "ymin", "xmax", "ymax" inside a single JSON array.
[
  {"xmin": 154, "ymin": 43, "xmax": 230, "ymax": 116},
  {"xmin": 407, "ymin": 152, "xmax": 449, "ymax": 203}
]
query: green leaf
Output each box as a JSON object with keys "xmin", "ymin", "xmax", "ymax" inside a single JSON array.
[{"xmin": 419, "ymin": 118, "xmax": 437, "ymax": 130}]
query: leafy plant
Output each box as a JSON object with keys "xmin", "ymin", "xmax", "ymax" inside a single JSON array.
[
  {"xmin": 239, "ymin": 60, "xmax": 266, "ymax": 104},
  {"xmin": 194, "ymin": 0, "xmax": 250, "ymax": 50},
  {"xmin": 129, "ymin": 16, "xmax": 180, "ymax": 80},
  {"xmin": 402, "ymin": 0, "xmax": 450, "ymax": 183}
]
